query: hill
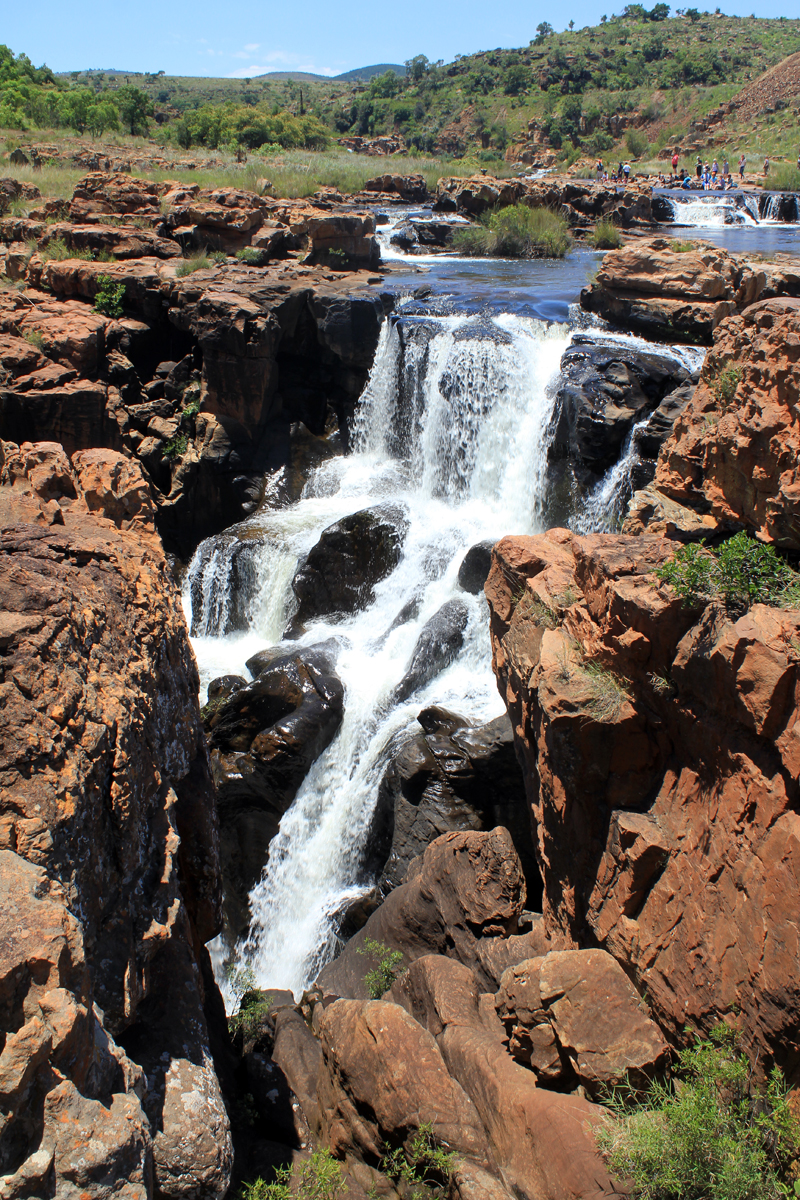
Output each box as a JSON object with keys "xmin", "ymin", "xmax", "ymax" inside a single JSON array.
[{"xmin": 333, "ymin": 64, "xmax": 406, "ymax": 81}]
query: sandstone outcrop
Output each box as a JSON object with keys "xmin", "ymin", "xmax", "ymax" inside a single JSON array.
[
  {"xmin": 0, "ymin": 441, "xmax": 231, "ymax": 1197},
  {"xmin": 581, "ymin": 239, "xmax": 800, "ymax": 343},
  {"xmin": 486, "ymin": 528, "xmax": 800, "ymax": 1080},
  {"xmin": 626, "ymin": 298, "xmax": 800, "ymax": 548},
  {"xmin": 434, "ymin": 173, "xmax": 655, "ymax": 228},
  {"xmin": 0, "ymin": 181, "xmax": 392, "ymax": 552}
]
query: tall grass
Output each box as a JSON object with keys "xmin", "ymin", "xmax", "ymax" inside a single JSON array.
[
  {"xmin": 587, "ymin": 218, "xmax": 622, "ymax": 249},
  {"xmin": 453, "ymin": 204, "xmax": 572, "ymax": 259},
  {"xmin": 770, "ymin": 164, "xmax": 800, "ymax": 191}
]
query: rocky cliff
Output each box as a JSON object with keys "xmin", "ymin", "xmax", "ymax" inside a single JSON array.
[
  {"xmin": 0, "ymin": 440, "xmax": 231, "ymax": 1198},
  {"xmin": 484, "ymin": 527, "xmax": 800, "ymax": 1082}
]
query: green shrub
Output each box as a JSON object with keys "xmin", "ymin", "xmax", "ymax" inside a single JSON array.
[
  {"xmin": 708, "ymin": 364, "xmax": 742, "ymax": 409},
  {"xmin": 597, "ymin": 1025, "xmax": 800, "ymax": 1200},
  {"xmin": 377, "ymin": 1121, "xmax": 456, "ymax": 1199},
  {"xmin": 453, "ymin": 205, "xmax": 571, "ymax": 260},
  {"xmin": 229, "ymin": 990, "xmax": 274, "ymax": 1041},
  {"xmin": 771, "ymin": 165, "xmax": 800, "ymax": 191},
  {"xmin": 210, "ymin": 249, "xmax": 228, "ymax": 263},
  {"xmin": 625, "ymin": 128, "xmax": 649, "ymax": 158},
  {"xmin": 588, "ymin": 218, "xmax": 623, "ymax": 249},
  {"xmin": 175, "ymin": 251, "xmax": 211, "ymax": 276},
  {"xmin": 670, "ymin": 239, "xmax": 695, "ymax": 252},
  {"xmin": 241, "ymin": 1148, "xmax": 344, "ymax": 1200},
  {"xmin": 357, "ymin": 936, "xmax": 404, "ymax": 999},
  {"xmin": 235, "ymin": 246, "xmax": 268, "ymax": 266},
  {"xmin": 163, "ymin": 432, "xmax": 188, "ymax": 459},
  {"xmin": 655, "ymin": 533, "xmax": 800, "ymax": 613},
  {"xmin": 93, "ymin": 275, "xmax": 126, "ymax": 318}
]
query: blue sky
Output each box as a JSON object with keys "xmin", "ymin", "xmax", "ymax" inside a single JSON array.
[{"xmin": 5, "ymin": 0, "xmax": 799, "ymax": 78}]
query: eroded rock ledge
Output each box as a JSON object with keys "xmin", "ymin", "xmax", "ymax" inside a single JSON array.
[
  {"xmin": 0, "ymin": 440, "xmax": 231, "ymax": 1198},
  {"xmin": 485, "ymin": 528, "xmax": 800, "ymax": 1079}
]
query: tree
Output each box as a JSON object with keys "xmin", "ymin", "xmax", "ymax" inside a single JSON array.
[
  {"xmin": 535, "ymin": 21, "xmax": 554, "ymax": 42},
  {"xmin": 115, "ymin": 85, "xmax": 153, "ymax": 135},
  {"xmin": 648, "ymin": 2, "xmax": 670, "ymax": 17},
  {"xmin": 503, "ymin": 63, "xmax": 528, "ymax": 95},
  {"xmin": 405, "ymin": 55, "xmax": 429, "ymax": 82},
  {"xmin": 568, "ymin": 19, "xmax": 575, "ymax": 29},
  {"xmin": 686, "ymin": 6, "xmax": 701, "ymax": 18}
]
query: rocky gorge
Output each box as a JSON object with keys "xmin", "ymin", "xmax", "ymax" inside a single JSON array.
[{"xmin": 2, "ymin": 164, "xmax": 800, "ymax": 1200}]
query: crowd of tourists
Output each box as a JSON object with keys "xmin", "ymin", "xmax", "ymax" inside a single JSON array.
[{"xmin": 592, "ymin": 150, "xmax": 792, "ymax": 190}]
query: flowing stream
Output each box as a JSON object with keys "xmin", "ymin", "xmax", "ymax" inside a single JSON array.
[{"xmin": 186, "ymin": 308, "xmax": 570, "ymax": 999}]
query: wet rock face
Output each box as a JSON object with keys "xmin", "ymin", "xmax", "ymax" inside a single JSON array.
[
  {"xmin": 390, "ymin": 598, "xmax": 469, "ymax": 704},
  {"xmin": 290, "ymin": 504, "xmax": 409, "ymax": 628},
  {"xmin": 485, "ymin": 528, "xmax": 800, "ymax": 1082},
  {"xmin": 0, "ymin": 442, "xmax": 231, "ymax": 1198},
  {"xmin": 551, "ymin": 339, "xmax": 697, "ymax": 476},
  {"xmin": 205, "ymin": 644, "xmax": 345, "ymax": 944},
  {"xmin": 626, "ymin": 299, "xmax": 800, "ymax": 549},
  {"xmin": 371, "ymin": 712, "xmax": 539, "ymax": 904},
  {"xmin": 457, "ymin": 540, "xmax": 495, "ymax": 594}
]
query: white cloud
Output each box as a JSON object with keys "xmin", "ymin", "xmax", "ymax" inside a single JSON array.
[{"xmin": 226, "ymin": 50, "xmax": 339, "ymax": 78}]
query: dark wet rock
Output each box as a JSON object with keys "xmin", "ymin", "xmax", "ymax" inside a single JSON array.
[
  {"xmin": 458, "ymin": 541, "xmax": 495, "ymax": 594},
  {"xmin": 246, "ymin": 645, "xmax": 290, "ymax": 678},
  {"xmin": 206, "ymin": 645, "xmax": 345, "ymax": 943},
  {"xmin": 372, "ymin": 712, "xmax": 539, "ymax": 901},
  {"xmin": 290, "ymin": 504, "xmax": 409, "ymax": 628},
  {"xmin": 391, "ymin": 599, "xmax": 470, "ymax": 705},
  {"xmin": 551, "ymin": 340, "xmax": 696, "ymax": 475},
  {"xmin": 208, "ymin": 674, "xmax": 247, "ymax": 702}
]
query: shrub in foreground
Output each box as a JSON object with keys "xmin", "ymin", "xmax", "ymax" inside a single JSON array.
[
  {"xmin": 655, "ymin": 532, "xmax": 800, "ymax": 614},
  {"xmin": 453, "ymin": 204, "xmax": 571, "ymax": 259},
  {"xmin": 597, "ymin": 1025, "xmax": 800, "ymax": 1200}
]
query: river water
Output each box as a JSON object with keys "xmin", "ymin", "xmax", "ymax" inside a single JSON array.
[{"xmin": 185, "ymin": 213, "xmax": 794, "ymax": 1002}]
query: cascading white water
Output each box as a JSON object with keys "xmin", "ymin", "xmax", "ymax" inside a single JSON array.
[
  {"xmin": 187, "ymin": 310, "xmax": 570, "ymax": 1000},
  {"xmin": 570, "ymin": 417, "xmax": 649, "ymax": 534},
  {"xmin": 664, "ymin": 193, "xmax": 757, "ymax": 227}
]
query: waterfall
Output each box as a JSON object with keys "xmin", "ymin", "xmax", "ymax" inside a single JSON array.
[
  {"xmin": 662, "ymin": 193, "xmax": 757, "ymax": 227},
  {"xmin": 187, "ymin": 310, "xmax": 570, "ymax": 1000},
  {"xmin": 569, "ymin": 417, "xmax": 650, "ymax": 534}
]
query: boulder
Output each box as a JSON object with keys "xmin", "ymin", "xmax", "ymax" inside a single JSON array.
[
  {"xmin": 290, "ymin": 505, "xmax": 408, "ymax": 627},
  {"xmin": 317, "ymin": 999, "xmax": 490, "ymax": 1164},
  {"xmin": 317, "ymin": 828, "xmax": 526, "ymax": 999},
  {"xmin": 390, "ymin": 599, "xmax": 469, "ymax": 704},
  {"xmin": 496, "ymin": 949, "xmax": 669, "ymax": 1094},
  {"xmin": 363, "ymin": 174, "xmax": 428, "ymax": 201},
  {"xmin": 457, "ymin": 540, "xmax": 495, "ymax": 593},
  {"xmin": 206, "ymin": 645, "xmax": 345, "ymax": 943}
]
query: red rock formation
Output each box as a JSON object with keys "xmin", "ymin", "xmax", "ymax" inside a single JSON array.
[
  {"xmin": 0, "ymin": 441, "xmax": 231, "ymax": 1197},
  {"xmin": 627, "ymin": 298, "xmax": 800, "ymax": 548},
  {"xmin": 486, "ymin": 529, "xmax": 800, "ymax": 1082}
]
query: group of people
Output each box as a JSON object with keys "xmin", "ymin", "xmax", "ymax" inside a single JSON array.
[{"xmin": 595, "ymin": 160, "xmax": 632, "ymax": 184}]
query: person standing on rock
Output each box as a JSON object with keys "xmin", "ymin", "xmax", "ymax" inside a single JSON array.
[
  {"xmin": 696, "ymin": 155, "xmax": 703, "ymax": 180},
  {"xmin": 764, "ymin": 156, "xmax": 770, "ymax": 178},
  {"xmin": 596, "ymin": 159, "xmax": 604, "ymax": 182},
  {"xmin": 712, "ymin": 158, "xmax": 719, "ymax": 182},
  {"xmin": 723, "ymin": 158, "xmax": 729, "ymax": 178},
  {"xmin": 623, "ymin": 161, "xmax": 631, "ymax": 183},
  {"xmin": 739, "ymin": 153, "xmax": 746, "ymax": 181},
  {"xmin": 671, "ymin": 150, "xmax": 679, "ymax": 176}
]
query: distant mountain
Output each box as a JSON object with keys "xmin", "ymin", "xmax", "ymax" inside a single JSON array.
[
  {"xmin": 255, "ymin": 63, "xmax": 406, "ymax": 84},
  {"xmin": 333, "ymin": 63, "xmax": 406, "ymax": 81}
]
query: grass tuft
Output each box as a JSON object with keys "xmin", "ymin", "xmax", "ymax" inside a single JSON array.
[{"xmin": 453, "ymin": 204, "xmax": 571, "ymax": 259}]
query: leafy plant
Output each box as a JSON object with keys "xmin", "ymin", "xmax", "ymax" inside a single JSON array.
[
  {"xmin": 357, "ymin": 936, "xmax": 404, "ymax": 999},
  {"xmin": 597, "ymin": 1024, "xmax": 800, "ymax": 1200},
  {"xmin": 378, "ymin": 1121, "xmax": 456, "ymax": 1199},
  {"xmin": 93, "ymin": 274, "xmax": 126, "ymax": 318},
  {"xmin": 182, "ymin": 396, "xmax": 201, "ymax": 419},
  {"xmin": 229, "ymin": 990, "xmax": 274, "ymax": 1040},
  {"xmin": 670, "ymin": 239, "xmax": 695, "ymax": 252},
  {"xmin": 163, "ymin": 432, "xmax": 189, "ymax": 459},
  {"xmin": 588, "ymin": 218, "xmax": 623, "ymax": 250},
  {"xmin": 210, "ymin": 249, "xmax": 228, "ymax": 263},
  {"xmin": 656, "ymin": 534, "xmax": 800, "ymax": 613},
  {"xmin": 24, "ymin": 328, "xmax": 44, "ymax": 349},
  {"xmin": 240, "ymin": 1148, "xmax": 345, "ymax": 1200}
]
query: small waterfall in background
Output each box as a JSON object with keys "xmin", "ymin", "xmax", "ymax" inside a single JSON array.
[
  {"xmin": 186, "ymin": 310, "xmax": 570, "ymax": 999},
  {"xmin": 569, "ymin": 418, "xmax": 649, "ymax": 534},
  {"xmin": 661, "ymin": 191, "xmax": 799, "ymax": 229}
]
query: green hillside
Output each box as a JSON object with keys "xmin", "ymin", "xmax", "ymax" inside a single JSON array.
[{"xmin": 5, "ymin": 10, "xmax": 800, "ymax": 164}]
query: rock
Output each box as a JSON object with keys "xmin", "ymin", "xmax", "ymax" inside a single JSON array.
[
  {"xmin": 0, "ymin": 442, "xmax": 231, "ymax": 1198},
  {"xmin": 208, "ymin": 674, "xmax": 247, "ymax": 702},
  {"xmin": 189, "ymin": 531, "xmax": 267, "ymax": 636},
  {"xmin": 206, "ymin": 646, "xmax": 345, "ymax": 943},
  {"xmin": 551, "ymin": 340, "xmax": 695, "ymax": 474},
  {"xmin": 372, "ymin": 713, "xmax": 538, "ymax": 903},
  {"xmin": 290, "ymin": 505, "xmax": 408, "ymax": 627},
  {"xmin": 391, "ymin": 599, "xmax": 470, "ymax": 705},
  {"xmin": 457, "ymin": 540, "xmax": 494, "ymax": 593},
  {"xmin": 485, "ymin": 528, "xmax": 800, "ymax": 1082},
  {"xmin": 363, "ymin": 174, "xmax": 428, "ymax": 201},
  {"xmin": 496, "ymin": 949, "xmax": 669, "ymax": 1094},
  {"xmin": 581, "ymin": 239, "xmax": 800, "ymax": 344},
  {"xmin": 317, "ymin": 999, "xmax": 490, "ymax": 1164},
  {"xmin": 627, "ymin": 299, "xmax": 800, "ymax": 550},
  {"xmin": 317, "ymin": 828, "xmax": 526, "ymax": 999}
]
